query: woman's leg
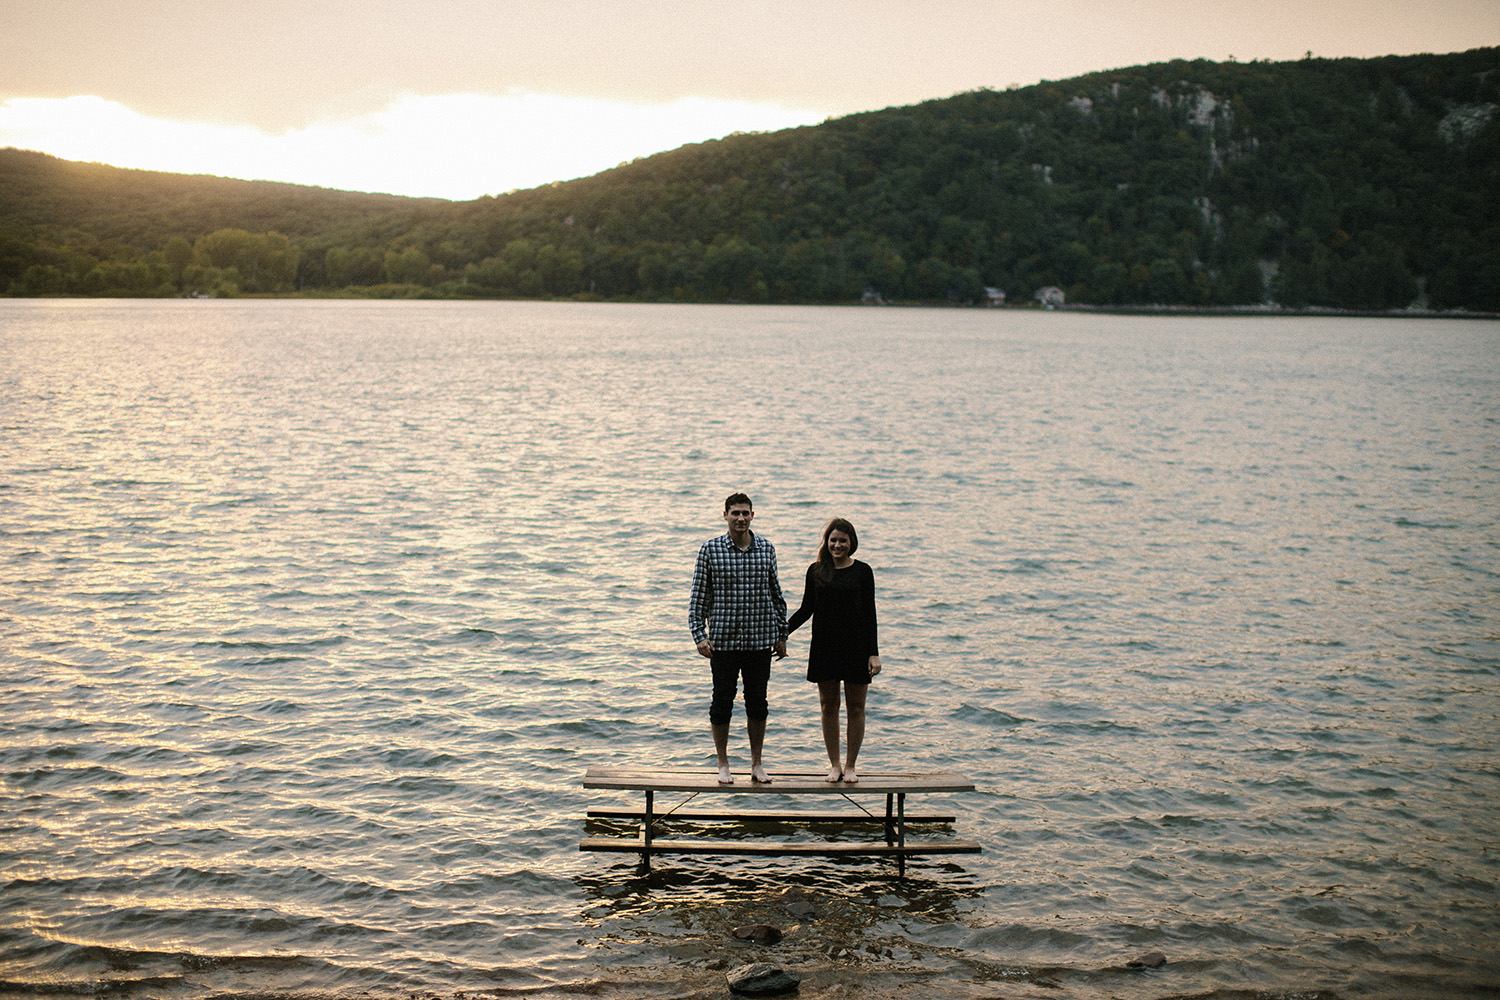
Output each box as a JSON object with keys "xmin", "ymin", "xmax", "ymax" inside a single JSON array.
[
  {"xmin": 817, "ymin": 681, "xmax": 843, "ymax": 781},
  {"xmin": 843, "ymin": 682, "xmax": 868, "ymax": 782}
]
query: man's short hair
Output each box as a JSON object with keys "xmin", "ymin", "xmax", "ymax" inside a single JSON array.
[{"xmin": 724, "ymin": 492, "xmax": 753, "ymax": 512}]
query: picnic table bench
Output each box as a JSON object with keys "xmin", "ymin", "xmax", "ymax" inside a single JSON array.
[{"xmin": 580, "ymin": 765, "xmax": 981, "ymax": 875}]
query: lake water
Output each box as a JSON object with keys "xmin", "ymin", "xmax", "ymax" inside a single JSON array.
[{"xmin": 1, "ymin": 299, "xmax": 1497, "ymax": 1000}]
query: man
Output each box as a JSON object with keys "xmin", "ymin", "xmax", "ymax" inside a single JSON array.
[{"xmin": 688, "ymin": 492, "xmax": 787, "ymax": 784}]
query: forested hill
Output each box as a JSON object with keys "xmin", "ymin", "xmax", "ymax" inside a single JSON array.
[{"xmin": 3, "ymin": 47, "xmax": 1498, "ymax": 310}]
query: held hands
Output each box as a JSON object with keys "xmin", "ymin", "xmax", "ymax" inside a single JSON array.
[
  {"xmin": 773, "ymin": 640, "xmax": 787, "ymax": 660},
  {"xmin": 868, "ymin": 655, "xmax": 882, "ymax": 677}
]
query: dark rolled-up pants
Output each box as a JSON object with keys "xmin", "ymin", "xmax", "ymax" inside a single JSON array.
[{"xmin": 709, "ymin": 648, "xmax": 772, "ymax": 725}]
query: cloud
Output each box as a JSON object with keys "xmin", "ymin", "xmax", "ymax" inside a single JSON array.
[{"xmin": 0, "ymin": 92, "xmax": 827, "ymax": 200}]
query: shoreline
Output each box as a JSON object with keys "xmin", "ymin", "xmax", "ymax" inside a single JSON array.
[
  {"xmin": 4, "ymin": 293, "xmax": 1498, "ymax": 320},
  {"xmin": 1047, "ymin": 302, "xmax": 1500, "ymax": 320}
]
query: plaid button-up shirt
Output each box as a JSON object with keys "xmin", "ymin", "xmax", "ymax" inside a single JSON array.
[{"xmin": 688, "ymin": 532, "xmax": 788, "ymax": 650}]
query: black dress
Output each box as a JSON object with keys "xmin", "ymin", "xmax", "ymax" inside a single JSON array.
[{"xmin": 786, "ymin": 560, "xmax": 879, "ymax": 684}]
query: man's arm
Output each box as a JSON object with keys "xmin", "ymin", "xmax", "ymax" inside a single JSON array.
[
  {"xmin": 769, "ymin": 548, "xmax": 787, "ymax": 659},
  {"xmin": 688, "ymin": 543, "xmax": 714, "ymax": 656}
]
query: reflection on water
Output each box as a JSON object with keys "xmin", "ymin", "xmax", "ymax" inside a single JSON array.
[{"xmin": 1, "ymin": 300, "xmax": 1498, "ymax": 1000}]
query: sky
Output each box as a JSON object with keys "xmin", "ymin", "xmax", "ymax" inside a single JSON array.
[{"xmin": 2, "ymin": 0, "xmax": 1497, "ymax": 201}]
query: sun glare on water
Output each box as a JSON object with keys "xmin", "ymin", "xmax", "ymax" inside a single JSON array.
[{"xmin": 0, "ymin": 92, "xmax": 825, "ymax": 201}]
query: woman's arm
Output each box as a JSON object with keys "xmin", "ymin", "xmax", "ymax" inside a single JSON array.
[{"xmin": 786, "ymin": 563, "xmax": 818, "ymax": 634}]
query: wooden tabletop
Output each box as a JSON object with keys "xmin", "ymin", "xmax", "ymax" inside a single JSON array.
[{"xmin": 583, "ymin": 765, "xmax": 975, "ymax": 794}]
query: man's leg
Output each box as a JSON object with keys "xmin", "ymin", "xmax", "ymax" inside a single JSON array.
[
  {"xmin": 709, "ymin": 653, "xmax": 738, "ymax": 783},
  {"xmin": 742, "ymin": 650, "xmax": 773, "ymax": 783},
  {"xmin": 748, "ymin": 716, "xmax": 766, "ymax": 767}
]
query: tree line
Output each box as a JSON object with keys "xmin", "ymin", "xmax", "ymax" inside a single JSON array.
[{"xmin": 2, "ymin": 47, "xmax": 1497, "ymax": 310}]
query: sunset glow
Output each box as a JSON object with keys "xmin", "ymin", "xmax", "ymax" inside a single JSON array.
[{"xmin": 0, "ymin": 93, "xmax": 825, "ymax": 201}]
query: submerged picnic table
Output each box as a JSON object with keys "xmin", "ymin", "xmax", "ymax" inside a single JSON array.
[{"xmin": 580, "ymin": 765, "xmax": 981, "ymax": 875}]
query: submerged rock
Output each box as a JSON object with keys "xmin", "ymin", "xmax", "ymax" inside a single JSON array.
[
  {"xmin": 732, "ymin": 923, "xmax": 784, "ymax": 944},
  {"xmin": 726, "ymin": 962, "xmax": 801, "ymax": 995},
  {"xmin": 1126, "ymin": 951, "xmax": 1167, "ymax": 969},
  {"xmin": 783, "ymin": 900, "xmax": 817, "ymax": 918}
]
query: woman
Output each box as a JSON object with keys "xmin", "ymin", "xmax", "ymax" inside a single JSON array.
[{"xmin": 786, "ymin": 518, "xmax": 882, "ymax": 783}]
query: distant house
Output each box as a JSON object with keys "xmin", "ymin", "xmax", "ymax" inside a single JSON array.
[
  {"xmin": 861, "ymin": 287, "xmax": 884, "ymax": 305},
  {"xmin": 983, "ymin": 287, "xmax": 1006, "ymax": 306},
  {"xmin": 1033, "ymin": 286, "xmax": 1065, "ymax": 309}
]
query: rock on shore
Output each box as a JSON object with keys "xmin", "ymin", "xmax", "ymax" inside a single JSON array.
[{"xmin": 726, "ymin": 962, "xmax": 801, "ymax": 995}]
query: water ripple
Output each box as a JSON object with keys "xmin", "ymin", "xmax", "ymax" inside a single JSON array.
[{"xmin": 1, "ymin": 301, "xmax": 1498, "ymax": 999}]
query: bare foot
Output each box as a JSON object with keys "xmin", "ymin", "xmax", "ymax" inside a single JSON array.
[
  {"xmin": 717, "ymin": 765, "xmax": 734, "ymax": 784},
  {"xmin": 825, "ymin": 766, "xmax": 842, "ymax": 783},
  {"xmin": 842, "ymin": 768, "xmax": 858, "ymax": 784},
  {"xmin": 750, "ymin": 763, "xmax": 772, "ymax": 784}
]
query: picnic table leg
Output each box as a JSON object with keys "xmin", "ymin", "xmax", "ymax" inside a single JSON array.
[
  {"xmin": 641, "ymin": 790, "xmax": 654, "ymax": 871},
  {"xmin": 897, "ymin": 792, "xmax": 907, "ymax": 877},
  {"xmin": 884, "ymin": 792, "xmax": 895, "ymax": 846}
]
